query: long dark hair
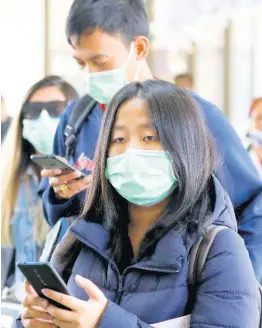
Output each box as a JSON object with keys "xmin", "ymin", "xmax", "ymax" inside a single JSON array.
[
  {"xmin": 19, "ymin": 75, "xmax": 79, "ymax": 174},
  {"xmin": 84, "ymin": 80, "xmax": 216, "ymax": 261},
  {"xmin": 1, "ymin": 76, "xmax": 79, "ymax": 245}
]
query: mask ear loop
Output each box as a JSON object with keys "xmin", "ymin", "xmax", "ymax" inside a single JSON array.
[
  {"xmin": 124, "ymin": 41, "xmax": 141, "ymax": 81},
  {"xmin": 133, "ymin": 60, "xmax": 141, "ymax": 81},
  {"xmin": 130, "ymin": 41, "xmax": 142, "ymax": 81}
]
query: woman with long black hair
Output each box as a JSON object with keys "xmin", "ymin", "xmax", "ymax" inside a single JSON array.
[
  {"xmin": 1, "ymin": 75, "xmax": 78, "ymax": 302},
  {"xmin": 20, "ymin": 80, "xmax": 260, "ymax": 328}
]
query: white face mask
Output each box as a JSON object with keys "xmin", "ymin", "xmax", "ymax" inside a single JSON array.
[
  {"xmin": 83, "ymin": 42, "xmax": 141, "ymax": 104},
  {"xmin": 249, "ymin": 129, "xmax": 262, "ymax": 146},
  {"xmin": 106, "ymin": 149, "xmax": 177, "ymax": 206},
  {"xmin": 250, "ymin": 113, "xmax": 262, "ymax": 146},
  {"xmin": 22, "ymin": 110, "xmax": 59, "ymax": 154}
]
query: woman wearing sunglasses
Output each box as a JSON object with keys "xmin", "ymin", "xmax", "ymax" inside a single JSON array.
[
  {"xmin": 1, "ymin": 75, "xmax": 78, "ymax": 302},
  {"xmin": 20, "ymin": 80, "xmax": 260, "ymax": 328}
]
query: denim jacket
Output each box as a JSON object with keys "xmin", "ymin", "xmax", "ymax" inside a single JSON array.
[{"xmin": 3, "ymin": 166, "xmax": 49, "ymax": 301}]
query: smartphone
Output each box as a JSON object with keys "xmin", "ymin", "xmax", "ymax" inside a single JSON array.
[
  {"xmin": 17, "ymin": 262, "xmax": 72, "ymax": 310},
  {"xmin": 30, "ymin": 154, "xmax": 86, "ymax": 179}
]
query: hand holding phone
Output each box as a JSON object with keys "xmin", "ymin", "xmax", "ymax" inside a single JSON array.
[
  {"xmin": 21, "ymin": 280, "xmax": 54, "ymax": 327},
  {"xmin": 42, "ymin": 169, "xmax": 92, "ymax": 199},
  {"xmin": 18, "ymin": 262, "xmax": 108, "ymax": 328},
  {"xmin": 17, "ymin": 262, "xmax": 71, "ymax": 310},
  {"xmin": 31, "ymin": 154, "xmax": 92, "ymax": 199}
]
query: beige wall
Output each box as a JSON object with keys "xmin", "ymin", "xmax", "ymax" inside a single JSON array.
[
  {"xmin": 193, "ymin": 19, "xmax": 226, "ymax": 112},
  {"xmin": 45, "ymin": 0, "xmax": 84, "ymax": 94},
  {"xmin": 252, "ymin": 7, "xmax": 262, "ymax": 98},
  {"xmin": 1, "ymin": 0, "xmax": 46, "ymax": 116},
  {"xmin": 150, "ymin": 3, "xmax": 262, "ymax": 136},
  {"xmin": 1, "ymin": 0, "xmax": 85, "ymax": 117},
  {"xmin": 1, "ymin": 0, "xmax": 262, "ymax": 131}
]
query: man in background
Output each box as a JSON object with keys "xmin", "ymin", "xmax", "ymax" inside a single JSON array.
[
  {"xmin": 40, "ymin": 0, "xmax": 262, "ymax": 281},
  {"xmin": 174, "ymin": 72, "xmax": 194, "ymax": 90}
]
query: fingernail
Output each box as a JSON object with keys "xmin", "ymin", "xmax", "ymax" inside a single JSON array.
[
  {"xmin": 75, "ymin": 275, "xmax": 85, "ymax": 283},
  {"xmin": 55, "ymin": 169, "xmax": 62, "ymax": 175},
  {"xmin": 76, "ymin": 274, "xmax": 82, "ymax": 280},
  {"xmin": 42, "ymin": 289, "xmax": 49, "ymax": 296}
]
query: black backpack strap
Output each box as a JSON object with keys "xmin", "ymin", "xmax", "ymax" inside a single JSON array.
[
  {"xmin": 188, "ymin": 225, "xmax": 228, "ymax": 285},
  {"xmin": 185, "ymin": 225, "xmax": 228, "ymax": 313},
  {"xmin": 64, "ymin": 95, "xmax": 97, "ymax": 158}
]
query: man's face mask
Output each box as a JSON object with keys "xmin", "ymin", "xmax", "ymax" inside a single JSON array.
[
  {"xmin": 22, "ymin": 110, "xmax": 60, "ymax": 154},
  {"xmin": 106, "ymin": 149, "xmax": 178, "ymax": 206},
  {"xmin": 84, "ymin": 42, "xmax": 141, "ymax": 104},
  {"xmin": 249, "ymin": 129, "xmax": 262, "ymax": 146},
  {"xmin": 249, "ymin": 112, "xmax": 262, "ymax": 146}
]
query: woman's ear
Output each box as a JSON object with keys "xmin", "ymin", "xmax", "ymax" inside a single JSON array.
[{"xmin": 134, "ymin": 36, "xmax": 149, "ymax": 60}]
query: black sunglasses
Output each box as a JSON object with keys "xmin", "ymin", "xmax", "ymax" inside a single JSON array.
[{"xmin": 22, "ymin": 101, "xmax": 67, "ymax": 119}]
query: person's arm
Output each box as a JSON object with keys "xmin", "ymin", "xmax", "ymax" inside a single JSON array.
[
  {"xmin": 193, "ymin": 94, "xmax": 262, "ymax": 282},
  {"xmin": 190, "ymin": 228, "xmax": 260, "ymax": 328},
  {"xmin": 40, "ymin": 102, "xmax": 86, "ymax": 227}
]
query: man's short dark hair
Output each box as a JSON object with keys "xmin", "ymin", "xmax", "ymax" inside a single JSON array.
[{"xmin": 66, "ymin": 0, "xmax": 150, "ymax": 46}]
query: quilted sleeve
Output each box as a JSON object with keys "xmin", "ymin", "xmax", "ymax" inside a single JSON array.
[{"xmin": 190, "ymin": 228, "xmax": 261, "ymax": 328}]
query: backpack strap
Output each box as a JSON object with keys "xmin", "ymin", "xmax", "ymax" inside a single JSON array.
[
  {"xmin": 64, "ymin": 95, "xmax": 97, "ymax": 158},
  {"xmin": 188, "ymin": 225, "xmax": 228, "ymax": 286},
  {"xmin": 185, "ymin": 225, "xmax": 228, "ymax": 314}
]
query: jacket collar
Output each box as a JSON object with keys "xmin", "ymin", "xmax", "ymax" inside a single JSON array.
[
  {"xmin": 70, "ymin": 220, "xmax": 185, "ymax": 273},
  {"xmin": 209, "ymin": 175, "xmax": 237, "ymax": 230},
  {"xmin": 70, "ymin": 176, "xmax": 236, "ymax": 273}
]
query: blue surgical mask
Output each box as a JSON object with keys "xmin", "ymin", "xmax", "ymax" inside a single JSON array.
[
  {"xmin": 22, "ymin": 110, "xmax": 59, "ymax": 154},
  {"xmin": 106, "ymin": 149, "xmax": 178, "ymax": 206},
  {"xmin": 84, "ymin": 42, "xmax": 140, "ymax": 104}
]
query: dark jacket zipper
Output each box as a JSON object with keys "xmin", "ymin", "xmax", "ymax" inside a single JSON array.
[
  {"xmin": 114, "ymin": 266, "xmax": 180, "ymax": 305},
  {"xmin": 115, "ymin": 275, "xmax": 124, "ymax": 304},
  {"xmin": 71, "ymin": 230, "xmax": 180, "ymax": 305}
]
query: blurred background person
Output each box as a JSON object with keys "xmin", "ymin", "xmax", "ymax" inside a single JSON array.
[
  {"xmin": 1, "ymin": 95, "xmax": 12, "ymax": 143},
  {"xmin": 246, "ymin": 97, "xmax": 262, "ymax": 177},
  {"xmin": 174, "ymin": 73, "xmax": 194, "ymax": 90},
  {"xmin": 1, "ymin": 75, "xmax": 78, "ymax": 303}
]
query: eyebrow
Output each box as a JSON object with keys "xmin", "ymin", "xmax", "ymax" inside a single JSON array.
[
  {"xmin": 114, "ymin": 125, "xmax": 126, "ymax": 131},
  {"xmin": 114, "ymin": 122, "xmax": 154, "ymax": 131},
  {"xmin": 73, "ymin": 54, "xmax": 109, "ymax": 62},
  {"xmin": 139, "ymin": 122, "xmax": 155, "ymax": 129}
]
